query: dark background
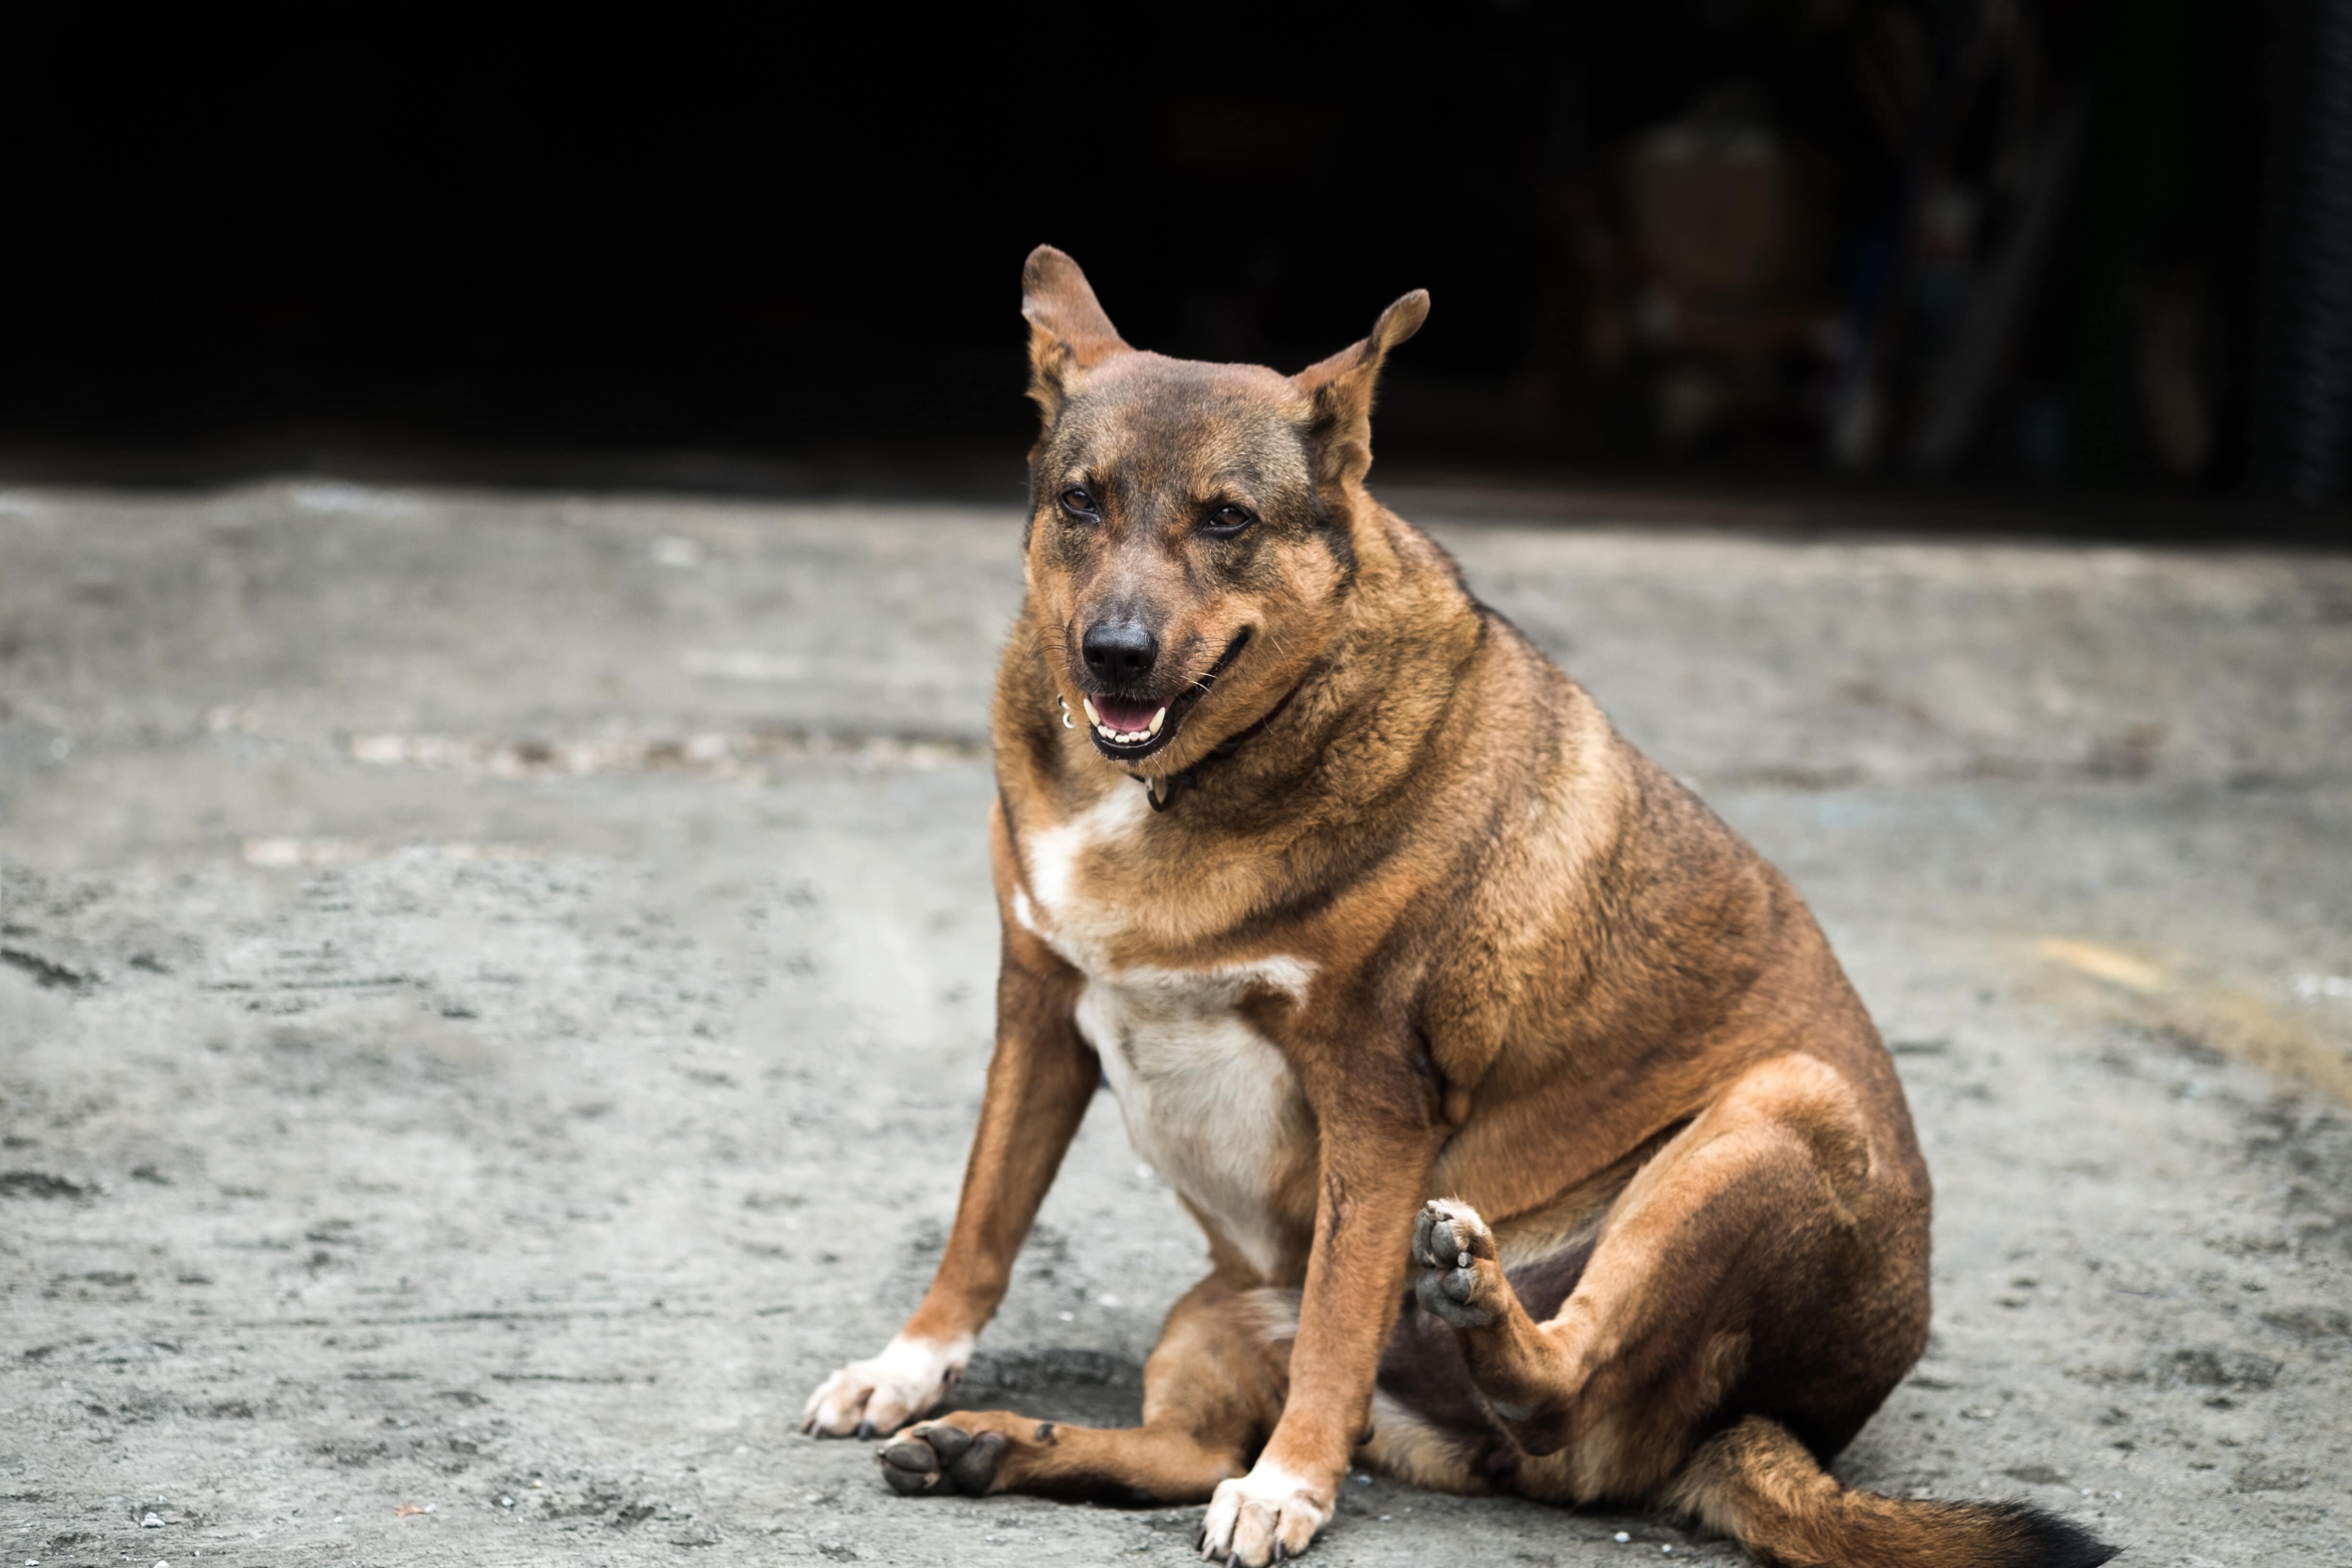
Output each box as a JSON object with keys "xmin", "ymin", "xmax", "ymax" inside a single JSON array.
[{"xmin": 7, "ymin": 2, "xmax": 2348, "ymax": 539}]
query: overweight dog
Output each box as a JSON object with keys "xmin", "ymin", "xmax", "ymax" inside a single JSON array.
[{"xmin": 801, "ymin": 247, "xmax": 2118, "ymax": 1568}]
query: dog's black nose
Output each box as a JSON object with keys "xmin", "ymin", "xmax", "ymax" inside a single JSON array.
[{"xmin": 1082, "ymin": 619, "xmax": 1158, "ymax": 686}]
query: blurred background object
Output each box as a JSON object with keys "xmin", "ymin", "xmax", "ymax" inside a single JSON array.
[{"xmin": 2, "ymin": 0, "xmax": 2344, "ymax": 537}]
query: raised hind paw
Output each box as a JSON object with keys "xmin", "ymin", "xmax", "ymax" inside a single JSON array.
[{"xmin": 1412, "ymin": 1198, "xmax": 1507, "ymax": 1329}]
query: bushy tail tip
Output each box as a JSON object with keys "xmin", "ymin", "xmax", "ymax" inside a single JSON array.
[{"xmin": 1668, "ymin": 1415, "xmax": 2119, "ymax": 1568}]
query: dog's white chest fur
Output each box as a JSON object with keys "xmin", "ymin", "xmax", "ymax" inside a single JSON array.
[
  {"xmin": 1014, "ymin": 787, "xmax": 1314, "ymax": 1279},
  {"xmin": 1075, "ymin": 962, "xmax": 1313, "ymax": 1278}
]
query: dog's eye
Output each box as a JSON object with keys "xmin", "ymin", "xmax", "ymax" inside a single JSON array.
[
  {"xmin": 1202, "ymin": 504, "xmax": 1256, "ymax": 535},
  {"xmin": 1059, "ymin": 487, "xmax": 1100, "ymax": 518}
]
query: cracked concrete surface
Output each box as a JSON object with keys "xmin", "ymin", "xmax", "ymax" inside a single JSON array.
[{"xmin": 1, "ymin": 482, "xmax": 2347, "ymax": 1566}]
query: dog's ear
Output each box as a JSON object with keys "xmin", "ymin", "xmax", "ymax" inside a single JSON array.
[
  {"xmin": 1293, "ymin": 290, "xmax": 1429, "ymax": 493},
  {"xmin": 1022, "ymin": 245, "xmax": 1129, "ymax": 420}
]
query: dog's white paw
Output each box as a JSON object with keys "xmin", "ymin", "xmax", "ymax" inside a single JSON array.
[
  {"xmin": 800, "ymin": 1334, "xmax": 970, "ymax": 1438},
  {"xmin": 1198, "ymin": 1462, "xmax": 1332, "ymax": 1565}
]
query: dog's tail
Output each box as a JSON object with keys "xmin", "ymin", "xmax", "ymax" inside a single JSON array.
[{"xmin": 1666, "ymin": 1416, "xmax": 2119, "ymax": 1568}]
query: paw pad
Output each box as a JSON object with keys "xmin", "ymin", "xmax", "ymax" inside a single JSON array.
[
  {"xmin": 1412, "ymin": 1198, "xmax": 1499, "ymax": 1328},
  {"xmin": 876, "ymin": 1422, "xmax": 1004, "ymax": 1496}
]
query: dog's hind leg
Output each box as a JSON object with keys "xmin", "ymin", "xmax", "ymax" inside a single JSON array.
[
  {"xmin": 875, "ymin": 1276, "xmax": 1288, "ymax": 1506},
  {"xmin": 1411, "ymin": 1057, "xmax": 2114, "ymax": 1566},
  {"xmin": 1410, "ymin": 1053, "xmax": 1924, "ymax": 1505}
]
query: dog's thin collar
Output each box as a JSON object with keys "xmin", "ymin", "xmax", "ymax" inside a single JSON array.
[{"xmin": 1143, "ymin": 678, "xmax": 1305, "ymax": 812}]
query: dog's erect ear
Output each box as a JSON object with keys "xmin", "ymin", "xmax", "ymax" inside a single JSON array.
[
  {"xmin": 1022, "ymin": 246, "xmax": 1130, "ymax": 420},
  {"xmin": 1293, "ymin": 290, "xmax": 1429, "ymax": 493}
]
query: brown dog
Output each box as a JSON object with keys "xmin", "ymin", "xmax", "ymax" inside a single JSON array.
[{"xmin": 800, "ymin": 248, "xmax": 2118, "ymax": 1568}]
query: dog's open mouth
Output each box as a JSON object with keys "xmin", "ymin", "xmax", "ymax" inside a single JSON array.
[
  {"xmin": 1079, "ymin": 632, "xmax": 1249, "ymax": 764},
  {"xmin": 1082, "ymin": 692, "xmax": 1173, "ymax": 749}
]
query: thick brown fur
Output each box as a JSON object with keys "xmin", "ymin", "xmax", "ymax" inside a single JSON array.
[{"xmin": 803, "ymin": 247, "xmax": 2119, "ymax": 1568}]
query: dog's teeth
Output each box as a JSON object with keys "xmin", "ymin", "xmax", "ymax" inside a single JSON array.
[
  {"xmin": 1081, "ymin": 697, "xmax": 1101, "ymax": 726},
  {"xmin": 1149, "ymin": 707, "xmax": 1166, "ymax": 736}
]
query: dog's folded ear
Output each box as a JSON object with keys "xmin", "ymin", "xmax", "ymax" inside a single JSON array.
[
  {"xmin": 1022, "ymin": 246, "xmax": 1130, "ymax": 420},
  {"xmin": 1293, "ymin": 290, "xmax": 1430, "ymax": 495}
]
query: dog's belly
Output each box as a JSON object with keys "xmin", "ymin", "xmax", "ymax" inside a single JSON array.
[{"xmin": 1074, "ymin": 965, "xmax": 1314, "ymax": 1280}]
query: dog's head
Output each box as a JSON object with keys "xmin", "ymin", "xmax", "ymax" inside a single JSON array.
[{"xmin": 1018, "ymin": 245, "xmax": 1427, "ymax": 773}]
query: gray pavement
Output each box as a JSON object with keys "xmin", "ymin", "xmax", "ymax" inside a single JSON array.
[{"xmin": 1, "ymin": 482, "xmax": 2347, "ymax": 1567}]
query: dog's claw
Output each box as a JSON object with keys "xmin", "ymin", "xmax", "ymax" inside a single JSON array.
[{"xmin": 854, "ymin": 1420, "xmax": 876, "ymax": 1439}]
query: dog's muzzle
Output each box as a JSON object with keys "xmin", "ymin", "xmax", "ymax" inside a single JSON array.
[{"xmin": 1070, "ymin": 631, "xmax": 1250, "ymax": 763}]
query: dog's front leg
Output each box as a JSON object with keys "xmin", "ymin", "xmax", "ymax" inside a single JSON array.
[
  {"xmin": 801, "ymin": 910, "xmax": 1093, "ymax": 1437},
  {"xmin": 1200, "ymin": 1031, "xmax": 1440, "ymax": 1565}
]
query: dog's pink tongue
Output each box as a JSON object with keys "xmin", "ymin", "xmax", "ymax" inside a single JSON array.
[{"xmin": 1092, "ymin": 694, "xmax": 1158, "ymax": 730}]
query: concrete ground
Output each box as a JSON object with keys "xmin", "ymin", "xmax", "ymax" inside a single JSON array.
[{"xmin": 1, "ymin": 481, "xmax": 2347, "ymax": 1568}]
